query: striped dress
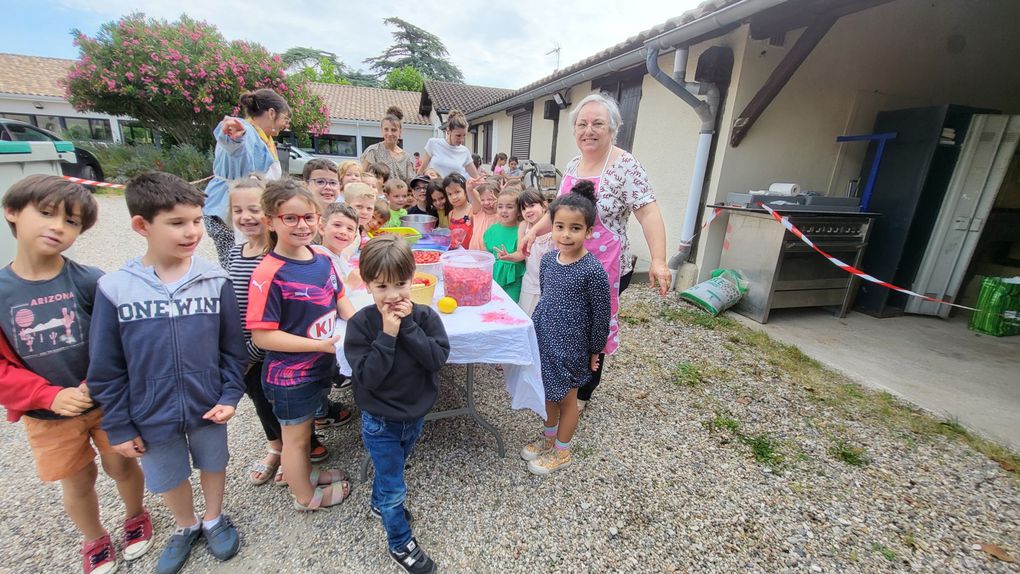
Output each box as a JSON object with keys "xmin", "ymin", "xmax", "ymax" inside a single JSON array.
[{"xmin": 226, "ymin": 243, "xmax": 266, "ymax": 365}]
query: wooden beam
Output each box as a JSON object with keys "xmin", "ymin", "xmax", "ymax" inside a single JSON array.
[
  {"xmin": 749, "ymin": 0, "xmax": 895, "ymax": 40},
  {"xmin": 729, "ymin": 15, "xmax": 838, "ymax": 148}
]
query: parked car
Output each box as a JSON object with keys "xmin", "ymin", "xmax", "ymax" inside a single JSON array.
[
  {"xmin": 288, "ymin": 145, "xmax": 316, "ymax": 177},
  {"xmin": 0, "ymin": 118, "xmax": 105, "ymax": 182}
]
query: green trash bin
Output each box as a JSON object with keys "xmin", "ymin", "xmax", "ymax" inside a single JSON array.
[{"xmin": 969, "ymin": 276, "xmax": 1020, "ymax": 337}]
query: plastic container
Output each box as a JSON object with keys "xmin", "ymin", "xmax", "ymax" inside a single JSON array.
[
  {"xmin": 412, "ymin": 249, "xmax": 444, "ymax": 276},
  {"xmin": 368, "ymin": 226, "xmax": 421, "ymax": 247},
  {"xmin": 1, "ymin": 141, "xmax": 77, "ymax": 265},
  {"xmin": 410, "ymin": 272, "xmax": 438, "ymax": 305},
  {"xmin": 441, "ymin": 250, "xmax": 494, "ymax": 306},
  {"xmin": 401, "ymin": 214, "xmax": 437, "ymax": 234}
]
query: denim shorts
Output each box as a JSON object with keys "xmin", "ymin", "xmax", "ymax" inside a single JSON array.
[
  {"xmin": 263, "ymin": 381, "xmax": 321, "ymax": 425},
  {"xmin": 139, "ymin": 423, "xmax": 228, "ymax": 494}
]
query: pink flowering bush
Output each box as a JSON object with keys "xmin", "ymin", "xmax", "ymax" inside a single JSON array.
[{"xmin": 64, "ymin": 14, "xmax": 330, "ymax": 149}]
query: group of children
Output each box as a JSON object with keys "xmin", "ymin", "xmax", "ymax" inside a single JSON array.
[{"xmin": 1, "ymin": 138, "xmax": 611, "ymax": 574}]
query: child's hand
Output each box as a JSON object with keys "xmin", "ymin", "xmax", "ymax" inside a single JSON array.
[
  {"xmin": 392, "ymin": 298, "xmax": 413, "ymax": 319},
  {"xmin": 203, "ymin": 404, "xmax": 236, "ymax": 424},
  {"xmin": 50, "ymin": 386, "xmax": 94, "ymax": 416},
  {"xmin": 112, "ymin": 437, "xmax": 146, "ymax": 458},
  {"xmin": 382, "ymin": 307, "xmax": 403, "ymax": 336},
  {"xmin": 590, "ymin": 354, "xmax": 601, "ymax": 372},
  {"xmin": 318, "ymin": 334, "xmax": 342, "ymax": 354},
  {"xmin": 221, "ymin": 116, "xmax": 246, "ymax": 138},
  {"xmin": 495, "ymin": 245, "xmax": 511, "ymax": 260}
]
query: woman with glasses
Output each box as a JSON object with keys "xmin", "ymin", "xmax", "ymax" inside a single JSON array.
[
  {"xmin": 521, "ymin": 92, "xmax": 669, "ymax": 413},
  {"xmin": 360, "ymin": 106, "xmax": 416, "ymax": 184},
  {"xmin": 206, "ymin": 88, "xmax": 291, "ymax": 267}
]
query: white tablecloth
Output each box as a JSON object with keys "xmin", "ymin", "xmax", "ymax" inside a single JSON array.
[{"xmin": 335, "ymin": 282, "xmax": 546, "ymax": 419}]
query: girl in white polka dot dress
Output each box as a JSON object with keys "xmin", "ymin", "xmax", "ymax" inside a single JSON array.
[{"xmin": 523, "ymin": 180, "xmax": 611, "ymax": 475}]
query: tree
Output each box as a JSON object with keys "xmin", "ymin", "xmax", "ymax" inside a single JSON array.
[
  {"xmin": 364, "ymin": 18, "xmax": 463, "ymax": 83},
  {"xmin": 64, "ymin": 14, "xmax": 330, "ymax": 149},
  {"xmin": 282, "ymin": 47, "xmax": 379, "ymax": 87},
  {"xmin": 384, "ymin": 66, "xmax": 424, "ymax": 92}
]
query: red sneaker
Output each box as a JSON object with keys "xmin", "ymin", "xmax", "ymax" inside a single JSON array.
[
  {"xmin": 81, "ymin": 534, "xmax": 118, "ymax": 574},
  {"xmin": 122, "ymin": 509, "xmax": 154, "ymax": 561}
]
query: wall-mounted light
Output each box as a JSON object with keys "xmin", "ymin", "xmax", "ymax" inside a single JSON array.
[
  {"xmin": 32, "ymin": 102, "xmax": 44, "ymax": 110},
  {"xmin": 552, "ymin": 92, "xmax": 570, "ymax": 110}
]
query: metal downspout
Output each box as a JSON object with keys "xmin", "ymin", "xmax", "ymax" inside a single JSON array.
[{"xmin": 645, "ymin": 46, "xmax": 718, "ymax": 280}]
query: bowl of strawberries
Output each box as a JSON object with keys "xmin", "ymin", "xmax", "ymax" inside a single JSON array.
[{"xmin": 412, "ymin": 249, "xmax": 444, "ymax": 277}]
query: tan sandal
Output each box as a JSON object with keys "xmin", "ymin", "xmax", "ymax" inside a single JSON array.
[
  {"xmin": 249, "ymin": 447, "xmax": 281, "ymax": 486},
  {"xmin": 293, "ymin": 481, "xmax": 351, "ymax": 511},
  {"xmin": 310, "ymin": 467, "xmax": 348, "ymax": 485}
]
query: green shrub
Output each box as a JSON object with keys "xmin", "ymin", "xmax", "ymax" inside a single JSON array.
[{"xmin": 80, "ymin": 143, "xmax": 212, "ymax": 184}]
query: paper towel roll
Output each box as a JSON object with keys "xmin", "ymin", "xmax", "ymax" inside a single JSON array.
[{"xmin": 768, "ymin": 182, "xmax": 800, "ymax": 196}]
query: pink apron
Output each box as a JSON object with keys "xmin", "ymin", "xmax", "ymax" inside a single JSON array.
[{"xmin": 558, "ymin": 153, "xmax": 621, "ymax": 355}]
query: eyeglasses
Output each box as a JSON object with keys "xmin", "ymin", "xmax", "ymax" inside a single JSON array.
[
  {"xmin": 276, "ymin": 213, "xmax": 320, "ymax": 227},
  {"xmin": 310, "ymin": 178, "xmax": 340, "ymax": 188},
  {"xmin": 574, "ymin": 121, "xmax": 609, "ymax": 132}
]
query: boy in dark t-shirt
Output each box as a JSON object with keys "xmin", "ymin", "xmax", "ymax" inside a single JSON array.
[{"xmin": 0, "ymin": 175, "xmax": 152, "ymax": 574}]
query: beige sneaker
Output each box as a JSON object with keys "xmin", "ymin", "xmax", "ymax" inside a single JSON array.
[
  {"xmin": 520, "ymin": 434, "xmax": 555, "ymax": 461},
  {"xmin": 528, "ymin": 448, "xmax": 572, "ymax": 475}
]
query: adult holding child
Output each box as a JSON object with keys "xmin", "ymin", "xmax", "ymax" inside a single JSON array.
[
  {"xmin": 205, "ymin": 89, "xmax": 291, "ymax": 267},
  {"xmin": 361, "ymin": 106, "xmax": 417, "ymax": 183},
  {"xmin": 522, "ymin": 92, "xmax": 670, "ymax": 412},
  {"xmin": 417, "ymin": 109, "xmax": 481, "ymax": 179}
]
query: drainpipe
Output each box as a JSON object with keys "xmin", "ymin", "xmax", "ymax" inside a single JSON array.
[{"xmin": 645, "ymin": 46, "xmax": 719, "ymax": 286}]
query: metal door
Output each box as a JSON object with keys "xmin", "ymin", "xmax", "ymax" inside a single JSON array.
[{"xmin": 906, "ymin": 114, "xmax": 1020, "ymax": 316}]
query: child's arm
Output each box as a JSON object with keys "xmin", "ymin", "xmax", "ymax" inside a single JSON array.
[
  {"xmin": 396, "ymin": 305, "xmax": 451, "ymax": 372},
  {"xmin": 207, "ymin": 282, "xmax": 247, "ymax": 423},
  {"xmin": 344, "ymin": 312, "xmax": 397, "ymax": 390},
  {"xmin": 252, "ymin": 330, "xmax": 339, "ymax": 354},
  {"xmin": 466, "ymin": 177, "xmax": 484, "ymax": 215},
  {"xmin": 496, "ymin": 224, "xmax": 527, "ymax": 262},
  {"xmin": 86, "ymin": 288, "xmax": 140, "ymax": 447},
  {"xmin": 587, "ymin": 267, "xmax": 612, "ymax": 357},
  {"xmin": 338, "ymin": 294, "xmax": 356, "ymax": 321},
  {"xmin": 0, "ymin": 331, "xmax": 90, "ymax": 417}
]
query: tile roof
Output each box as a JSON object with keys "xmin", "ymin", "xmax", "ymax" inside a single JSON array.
[
  {"xmin": 308, "ymin": 82, "xmax": 432, "ymax": 125},
  {"xmin": 420, "ymin": 80, "xmax": 514, "ymax": 115},
  {"xmin": 0, "ymin": 53, "xmax": 75, "ymax": 98},
  {"xmin": 475, "ymin": 0, "xmax": 743, "ymax": 111}
]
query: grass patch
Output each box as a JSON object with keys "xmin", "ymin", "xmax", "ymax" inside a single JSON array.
[
  {"xmin": 830, "ymin": 439, "xmax": 869, "ymax": 466},
  {"xmin": 659, "ymin": 305, "xmax": 737, "ymax": 330},
  {"xmin": 704, "ymin": 413, "xmax": 741, "ymax": 433},
  {"xmin": 618, "ymin": 302, "xmax": 653, "ymax": 325},
  {"xmin": 741, "ymin": 433, "xmax": 784, "ymax": 468},
  {"xmin": 672, "ymin": 362, "xmax": 702, "ymax": 386},
  {"xmin": 872, "ymin": 543, "xmax": 897, "ymax": 561},
  {"xmin": 940, "ymin": 417, "xmax": 968, "ymax": 436}
]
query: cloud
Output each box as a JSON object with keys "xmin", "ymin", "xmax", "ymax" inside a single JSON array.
[{"xmin": 56, "ymin": 0, "xmax": 704, "ymax": 88}]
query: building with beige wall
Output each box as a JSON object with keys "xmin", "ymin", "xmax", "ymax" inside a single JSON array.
[{"xmin": 463, "ymin": 0, "xmax": 1020, "ymax": 281}]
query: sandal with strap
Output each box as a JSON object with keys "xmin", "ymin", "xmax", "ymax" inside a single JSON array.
[
  {"xmin": 249, "ymin": 447, "xmax": 282, "ymax": 486},
  {"xmin": 309, "ymin": 467, "xmax": 348, "ymax": 486},
  {"xmin": 293, "ymin": 481, "xmax": 351, "ymax": 512}
]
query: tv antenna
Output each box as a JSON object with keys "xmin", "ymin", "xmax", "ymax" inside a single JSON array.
[{"xmin": 546, "ymin": 42, "xmax": 561, "ymax": 71}]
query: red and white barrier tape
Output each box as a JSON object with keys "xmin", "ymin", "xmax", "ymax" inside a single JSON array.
[
  {"xmin": 62, "ymin": 175, "xmax": 211, "ymax": 188},
  {"xmin": 759, "ymin": 204, "xmax": 982, "ymax": 313},
  {"xmin": 61, "ymin": 176, "xmax": 125, "ymax": 189}
]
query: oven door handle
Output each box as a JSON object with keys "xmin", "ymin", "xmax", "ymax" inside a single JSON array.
[{"xmin": 782, "ymin": 240, "xmax": 868, "ymax": 253}]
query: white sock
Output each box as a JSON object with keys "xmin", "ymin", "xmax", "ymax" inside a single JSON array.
[
  {"xmin": 202, "ymin": 515, "xmax": 222, "ymax": 530},
  {"xmin": 178, "ymin": 516, "xmax": 201, "ymax": 534}
]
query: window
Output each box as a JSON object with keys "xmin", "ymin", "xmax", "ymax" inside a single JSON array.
[
  {"xmin": 62, "ymin": 118, "xmax": 92, "ymax": 140},
  {"xmin": 0, "ymin": 113, "xmax": 34, "ymax": 124},
  {"xmin": 37, "ymin": 115, "xmax": 62, "ymax": 133},
  {"xmin": 121, "ymin": 122, "xmax": 155, "ymax": 145},
  {"xmin": 592, "ymin": 67, "xmax": 644, "ymax": 153},
  {"xmin": 313, "ymin": 134, "xmax": 357, "ymax": 157},
  {"xmin": 510, "ymin": 109, "xmax": 532, "ymax": 160},
  {"xmin": 361, "ymin": 136, "xmax": 403, "ymax": 151},
  {"xmin": 472, "ymin": 121, "xmax": 493, "ymax": 163},
  {"xmin": 89, "ymin": 119, "xmax": 112, "ymax": 141},
  {"xmin": 5, "ymin": 123, "xmax": 57, "ymax": 142}
]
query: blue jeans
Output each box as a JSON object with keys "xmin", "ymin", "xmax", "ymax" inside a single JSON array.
[{"xmin": 361, "ymin": 411, "xmax": 424, "ymax": 550}]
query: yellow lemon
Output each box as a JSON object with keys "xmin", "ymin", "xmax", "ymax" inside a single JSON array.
[{"xmin": 437, "ymin": 296, "xmax": 458, "ymax": 314}]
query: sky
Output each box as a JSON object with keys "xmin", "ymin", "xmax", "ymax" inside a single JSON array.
[{"xmin": 0, "ymin": 0, "xmax": 706, "ymax": 89}]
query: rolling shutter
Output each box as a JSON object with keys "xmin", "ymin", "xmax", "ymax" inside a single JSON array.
[{"xmin": 511, "ymin": 110, "xmax": 532, "ymax": 160}]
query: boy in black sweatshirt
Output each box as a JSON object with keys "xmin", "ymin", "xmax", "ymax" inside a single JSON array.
[{"xmin": 344, "ymin": 234, "xmax": 449, "ymax": 574}]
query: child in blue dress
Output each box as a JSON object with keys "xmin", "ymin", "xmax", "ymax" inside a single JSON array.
[{"xmin": 522, "ymin": 180, "xmax": 611, "ymax": 475}]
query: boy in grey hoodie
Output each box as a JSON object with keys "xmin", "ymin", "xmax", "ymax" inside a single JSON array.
[{"xmin": 87, "ymin": 172, "xmax": 246, "ymax": 574}]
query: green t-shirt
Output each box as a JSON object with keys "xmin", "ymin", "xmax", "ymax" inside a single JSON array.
[{"xmin": 386, "ymin": 208, "xmax": 408, "ymax": 228}]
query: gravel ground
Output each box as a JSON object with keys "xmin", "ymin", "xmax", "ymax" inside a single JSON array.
[{"xmin": 1, "ymin": 195, "xmax": 1017, "ymax": 573}]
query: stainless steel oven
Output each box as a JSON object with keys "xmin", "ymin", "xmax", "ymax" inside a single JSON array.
[{"xmin": 716, "ymin": 207, "xmax": 876, "ymax": 323}]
